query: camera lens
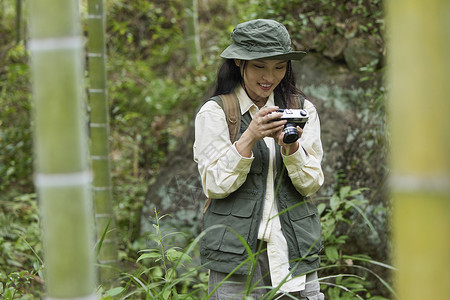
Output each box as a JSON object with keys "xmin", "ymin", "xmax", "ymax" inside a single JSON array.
[{"xmin": 282, "ymin": 123, "xmax": 299, "ymax": 144}]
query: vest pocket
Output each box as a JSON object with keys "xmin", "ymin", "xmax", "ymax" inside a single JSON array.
[
  {"xmin": 204, "ymin": 193, "xmax": 257, "ymax": 254},
  {"xmin": 219, "ymin": 198, "xmax": 256, "ymax": 254},
  {"xmin": 201, "ymin": 225, "xmax": 226, "ymax": 251},
  {"xmin": 287, "ymin": 202, "xmax": 323, "ymax": 259}
]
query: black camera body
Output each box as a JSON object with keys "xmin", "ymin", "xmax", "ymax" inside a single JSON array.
[{"xmin": 272, "ymin": 109, "xmax": 309, "ymax": 144}]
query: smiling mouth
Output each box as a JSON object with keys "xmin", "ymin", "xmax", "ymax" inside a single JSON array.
[{"xmin": 259, "ymin": 83, "xmax": 272, "ymax": 90}]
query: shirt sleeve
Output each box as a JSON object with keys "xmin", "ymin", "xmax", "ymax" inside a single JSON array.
[
  {"xmin": 282, "ymin": 99, "xmax": 324, "ymax": 196},
  {"xmin": 193, "ymin": 101, "xmax": 253, "ymax": 199}
]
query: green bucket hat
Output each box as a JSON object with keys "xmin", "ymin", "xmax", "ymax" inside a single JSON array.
[{"xmin": 220, "ymin": 19, "xmax": 306, "ymax": 61}]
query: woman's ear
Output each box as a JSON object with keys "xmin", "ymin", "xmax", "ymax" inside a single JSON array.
[{"xmin": 234, "ymin": 59, "xmax": 241, "ymax": 67}]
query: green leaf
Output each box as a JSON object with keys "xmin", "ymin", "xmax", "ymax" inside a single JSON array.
[
  {"xmin": 325, "ymin": 245, "xmax": 340, "ymax": 262},
  {"xmin": 137, "ymin": 252, "xmax": 161, "ymax": 262},
  {"xmin": 104, "ymin": 287, "xmax": 125, "ymax": 297},
  {"xmin": 166, "ymin": 248, "xmax": 192, "ymax": 264},
  {"xmin": 330, "ymin": 194, "xmax": 340, "ymax": 211},
  {"xmin": 166, "ymin": 268, "xmax": 177, "ymax": 280},
  {"xmin": 349, "ymin": 188, "xmax": 368, "ymax": 197},
  {"xmin": 166, "ymin": 248, "xmax": 182, "ymax": 262},
  {"xmin": 339, "ymin": 186, "xmax": 351, "ymax": 199},
  {"xmin": 317, "ymin": 203, "xmax": 326, "ymax": 216},
  {"xmin": 4, "ymin": 287, "xmax": 13, "ymax": 300},
  {"xmin": 172, "ymin": 287, "xmax": 179, "ymax": 300}
]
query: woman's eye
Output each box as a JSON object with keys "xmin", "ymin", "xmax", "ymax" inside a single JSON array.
[{"xmin": 254, "ymin": 65, "xmax": 264, "ymax": 69}]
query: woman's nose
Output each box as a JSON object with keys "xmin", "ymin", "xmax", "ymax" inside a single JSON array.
[{"xmin": 262, "ymin": 70, "xmax": 274, "ymax": 82}]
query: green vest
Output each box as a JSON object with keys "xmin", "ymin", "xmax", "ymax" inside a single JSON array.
[{"xmin": 200, "ymin": 96, "xmax": 323, "ymax": 277}]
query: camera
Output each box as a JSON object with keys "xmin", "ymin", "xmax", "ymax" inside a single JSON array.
[{"xmin": 271, "ymin": 109, "xmax": 309, "ymax": 144}]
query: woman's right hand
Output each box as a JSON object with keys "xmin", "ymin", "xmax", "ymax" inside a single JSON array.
[{"xmin": 235, "ymin": 106, "xmax": 286, "ymax": 157}]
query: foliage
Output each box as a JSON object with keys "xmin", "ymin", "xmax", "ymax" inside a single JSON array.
[
  {"xmin": 318, "ymin": 186, "xmax": 394, "ymax": 299},
  {"xmin": 0, "ymin": 10, "xmax": 43, "ymax": 297},
  {"xmin": 0, "ymin": 269, "xmax": 41, "ymax": 300},
  {"xmin": 0, "ymin": 42, "xmax": 33, "ymax": 195},
  {"xmin": 99, "ymin": 209, "xmax": 208, "ymax": 299},
  {"xmin": 0, "ymin": 193, "xmax": 44, "ymax": 298},
  {"xmin": 0, "ymin": 0, "xmax": 389, "ymax": 298},
  {"xmin": 104, "ymin": 0, "xmax": 222, "ymax": 184},
  {"xmin": 245, "ymin": 0, "xmax": 384, "ymax": 53},
  {"xmin": 99, "ymin": 186, "xmax": 394, "ymax": 299},
  {"xmin": 105, "ymin": 0, "xmax": 185, "ymax": 63}
]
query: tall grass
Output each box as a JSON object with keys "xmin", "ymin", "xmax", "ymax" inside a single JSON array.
[{"xmin": 100, "ymin": 186, "xmax": 394, "ymax": 299}]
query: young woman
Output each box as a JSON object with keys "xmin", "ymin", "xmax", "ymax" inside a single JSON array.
[{"xmin": 194, "ymin": 19, "xmax": 325, "ymax": 300}]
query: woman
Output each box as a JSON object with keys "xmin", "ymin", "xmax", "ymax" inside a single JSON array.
[{"xmin": 194, "ymin": 19, "xmax": 325, "ymax": 299}]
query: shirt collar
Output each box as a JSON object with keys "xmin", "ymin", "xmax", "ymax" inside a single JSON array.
[{"xmin": 235, "ymin": 84, "xmax": 275, "ymax": 115}]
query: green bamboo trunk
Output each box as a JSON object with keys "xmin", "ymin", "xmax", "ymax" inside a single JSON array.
[
  {"xmin": 28, "ymin": 0, "xmax": 96, "ymax": 298},
  {"xmin": 87, "ymin": 0, "xmax": 119, "ymax": 284},
  {"xmin": 185, "ymin": 0, "xmax": 201, "ymax": 65},
  {"xmin": 387, "ymin": 0, "xmax": 450, "ymax": 299},
  {"xmin": 15, "ymin": 0, "xmax": 22, "ymax": 43}
]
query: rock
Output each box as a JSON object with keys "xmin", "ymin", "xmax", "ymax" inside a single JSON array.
[
  {"xmin": 343, "ymin": 37, "xmax": 380, "ymax": 72},
  {"xmin": 141, "ymin": 121, "xmax": 206, "ymax": 236},
  {"xmin": 323, "ymin": 36, "xmax": 347, "ymax": 60}
]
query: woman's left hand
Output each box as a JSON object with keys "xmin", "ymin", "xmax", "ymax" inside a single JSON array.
[{"xmin": 272, "ymin": 126, "xmax": 303, "ymax": 155}]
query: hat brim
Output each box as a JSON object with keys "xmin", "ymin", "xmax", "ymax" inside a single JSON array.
[{"xmin": 220, "ymin": 43, "xmax": 306, "ymax": 61}]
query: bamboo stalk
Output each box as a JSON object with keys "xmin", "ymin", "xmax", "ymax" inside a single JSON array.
[
  {"xmin": 185, "ymin": 0, "xmax": 201, "ymax": 65},
  {"xmin": 87, "ymin": 0, "xmax": 119, "ymax": 285},
  {"xmin": 15, "ymin": 0, "xmax": 22, "ymax": 43},
  {"xmin": 28, "ymin": 0, "xmax": 96, "ymax": 297},
  {"xmin": 387, "ymin": 0, "xmax": 450, "ymax": 299}
]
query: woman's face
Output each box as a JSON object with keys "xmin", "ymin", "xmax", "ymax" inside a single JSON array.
[{"xmin": 236, "ymin": 59, "xmax": 288, "ymax": 102}]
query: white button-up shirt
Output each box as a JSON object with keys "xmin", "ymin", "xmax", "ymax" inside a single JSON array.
[{"xmin": 194, "ymin": 85, "xmax": 324, "ymax": 292}]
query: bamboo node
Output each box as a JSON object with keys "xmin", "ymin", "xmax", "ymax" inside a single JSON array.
[{"xmin": 34, "ymin": 171, "xmax": 92, "ymax": 187}]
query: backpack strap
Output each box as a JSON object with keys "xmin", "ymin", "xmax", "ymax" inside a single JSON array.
[
  {"xmin": 218, "ymin": 93, "xmax": 241, "ymax": 144},
  {"xmin": 291, "ymin": 94, "xmax": 306, "ymax": 109},
  {"xmin": 201, "ymin": 92, "xmax": 241, "ymax": 224}
]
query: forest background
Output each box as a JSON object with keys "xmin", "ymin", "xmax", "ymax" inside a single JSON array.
[{"xmin": 0, "ymin": 0, "xmax": 391, "ymax": 299}]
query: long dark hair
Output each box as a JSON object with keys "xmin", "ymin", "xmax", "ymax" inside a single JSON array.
[{"xmin": 208, "ymin": 59, "xmax": 306, "ymax": 108}]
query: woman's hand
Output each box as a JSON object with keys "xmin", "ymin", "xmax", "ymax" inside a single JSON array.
[
  {"xmin": 247, "ymin": 106, "xmax": 286, "ymax": 141},
  {"xmin": 235, "ymin": 106, "xmax": 285, "ymax": 157},
  {"xmin": 273, "ymin": 126, "xmax": 303, "ymax": 155}
]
